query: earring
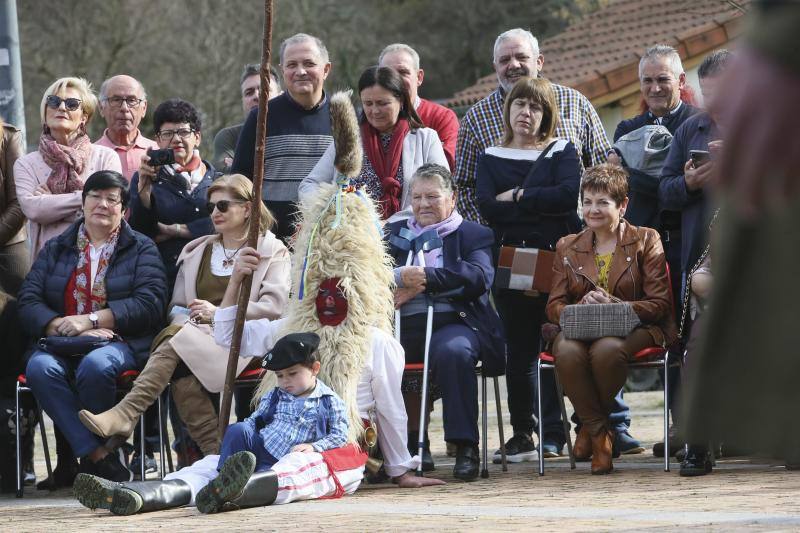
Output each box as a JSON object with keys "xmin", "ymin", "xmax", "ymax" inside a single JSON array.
[
  {"xmin": 42, "ymin": 124, "xmax": 51, "ymax": 135},
  {"xmin": 78, "ymin": 122, "xmax": 87, "ymax": 135}
]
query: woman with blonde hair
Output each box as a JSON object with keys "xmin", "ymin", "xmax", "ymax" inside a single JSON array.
[
  {"xmin": 80, "ymin": 174, "xmax": 291, "ymax": 457},
  {"xmin": 15, "ymin": 77, "xmax": 121, "ymax": 259}
]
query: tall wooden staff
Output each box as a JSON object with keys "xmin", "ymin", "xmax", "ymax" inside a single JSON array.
[{"xmin": 218, "ymin": 0, "xmax": 274, "ymax": 437}]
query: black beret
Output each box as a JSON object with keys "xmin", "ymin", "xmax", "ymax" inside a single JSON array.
[{"xmin": 262, "ymin": 332, "xmax": 320, "ymax": 371}]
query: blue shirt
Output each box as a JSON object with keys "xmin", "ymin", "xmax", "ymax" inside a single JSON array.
[{"xmin": 246, "ymin": 378, "xmax": 348, "ymax": 460}]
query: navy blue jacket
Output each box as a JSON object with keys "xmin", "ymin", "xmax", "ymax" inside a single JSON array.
[
  {"xmin": 129, "ymin": 161, "xmax": 220, "ymax": 287},
  {"xmin": 17, "ymin": 219, "xmax": 168, "ymax": 367},
  {"xmin": 614, "ymin": 103, "xmax": 700, "ymax": 229},
  {"xmin": 386, "ymin": 220, "xmax": 506, "ymax": 376},
  {"xmin": 476, "ymin": 140, "xmax": 581, "ymax": 250},
  {"xmin": 658, "ymin": 112, "xmax": 719, "ymax": 273}
]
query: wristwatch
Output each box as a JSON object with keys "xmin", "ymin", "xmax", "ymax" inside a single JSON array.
[{"xmin": 89, "ymin": 312, "xmax": 99, "ymax": 329}]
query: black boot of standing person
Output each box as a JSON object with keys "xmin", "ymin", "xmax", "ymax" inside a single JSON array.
[{"xmin": 679, "ymin": 444, "xmax": 712, "ymax": 476}]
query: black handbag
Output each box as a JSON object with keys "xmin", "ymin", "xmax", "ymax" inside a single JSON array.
[{"xmin": 37, "ymin": 334, "xmax": 122, "ymax": 358}]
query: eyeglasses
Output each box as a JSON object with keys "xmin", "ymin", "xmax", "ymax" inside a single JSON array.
[
  {"xmin": 156, "ymin": 128, "xmax": 195, "ymax": 141},
  {"xmin": 104, "ymin": 96, "xmax": 144, "ymax": 108},
  {"xmin": 206, "ymin": 200, "xmax": 246, "ymax": 214},
  {"xmin": 46, "ymin": 95, "xmax": 82, "ymax": 112},
  {"xmin": 86, "ymin": 192, "xmax": 123, "ymax": 207}
]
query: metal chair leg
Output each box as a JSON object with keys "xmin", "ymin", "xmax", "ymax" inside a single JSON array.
[
  {"xmin": 553, "ymin": 368, "xmax": 575, "ymax": 470},
  {"xmin": 37, "ymin": 403, "xmax": 54, "ymax": 491},
  {"xmin": 537, "ymin": 358, "xmax": 545, "ymax": 476},
  {"xmin": 162, "ymin": 386, "xmax": 174, "ymax": 474},
  {"xmin": 15, "ymin": 382, "xmax": 22, "ymax": 498},
  {"xmin": 157, "ymin": 392, "xmax": 165, "ymax": 479},
  {"xmin": 139, "ymin": 413, "xmax": 146, "ymax": 480},
  {"xmin": 481, "ymin": 374, "xmax": 488, "ymax": 478},
  {"xmin": 663, "ymin": 355, "xmax": 670, "ymax": 472},
  {"xmin": 493, "ymin": 376, "xmax": 507, "ymax": 471}
]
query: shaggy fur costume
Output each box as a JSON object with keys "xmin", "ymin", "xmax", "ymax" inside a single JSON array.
[{"xmin": 253, "ymin": 184, "xmax": 394, "ymax": 444}]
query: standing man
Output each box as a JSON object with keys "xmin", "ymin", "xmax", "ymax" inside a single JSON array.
[
  {"xmin": 378, "ymin": 44, "xmax": 459, "ymax": 170},
  {"xmin": 453, "ymin": 28, "xmax": 612, "ymax": 463},
  {"xmin": 231, "ymin": 33, "xmax": 333, "ymax": 243},
  {"xmin": 611, "ymin": 45, "xmax": 700, "ymax": 458},
  {"xmin": 212, "ymin": 64, "xmax": 282, "ymax": 173},
  {"xmin": 95, "ymin": 75, "xmax": 157, "ymax": 182}
]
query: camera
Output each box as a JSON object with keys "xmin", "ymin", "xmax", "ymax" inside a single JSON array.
[
  {"xmin": 689, "ymin": 150, "xmax": 711, "ymax": 168},
  {"xmin": 146, "ymin": 148, "xmax": 175, "ymax": 167}
]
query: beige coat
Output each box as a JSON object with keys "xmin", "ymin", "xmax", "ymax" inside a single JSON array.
[{"xmin": 167, "ymin": 232, "xmax": 291, "ymax": 392}]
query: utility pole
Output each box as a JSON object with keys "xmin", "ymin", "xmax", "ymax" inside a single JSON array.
[{"xmin": 0, "ymin": 0, "xmax": 25, "ymax": 149}]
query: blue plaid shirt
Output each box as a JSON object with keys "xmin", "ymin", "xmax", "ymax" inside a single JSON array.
[
  {"xmin": 454, "ymin": 85, "xmax": 611, "ymax": 224},
  {"xmin": 246, "ymin": 378, "xmax": 348, "ymax": 460}
]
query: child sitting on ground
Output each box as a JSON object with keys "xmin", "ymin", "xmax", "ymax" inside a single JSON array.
[{"xmin": 195, "ymin": 331, "xmax": 349, "ymax": 512}]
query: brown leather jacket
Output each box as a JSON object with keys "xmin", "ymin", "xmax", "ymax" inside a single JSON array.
[
  {"xmin": 0, "ymin": 123, "xmax": 26, "ymax": 246},
  {"xmin": 545, "ymin": 221, "xmax": 678, "ymax": 347}
]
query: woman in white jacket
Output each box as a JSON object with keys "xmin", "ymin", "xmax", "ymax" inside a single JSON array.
[{"xmin": 300, "ymin": 66, "xmax": 447, "ymax": 222}]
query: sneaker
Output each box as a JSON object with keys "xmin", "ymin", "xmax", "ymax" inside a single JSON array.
[
  {"xmin": 492, "ymin": 433, "xmax": 538, "ymax": 464},
  {"xmin": 23, "ymin": 458, "xmax": 36, "ymax": 486},
  {"xmin": 130, "ymin": 452, "xmax": 158, "ymax": 480},
  {"xmin": 614, "ymin": 430, "xmax": 645, "ymax": 455},
  {"xmin": 92, "ymin": 453, "xmax": 133, "ymax": 483}
]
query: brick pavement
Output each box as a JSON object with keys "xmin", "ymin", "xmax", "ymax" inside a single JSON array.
[{"xmin": 4, "ymin": 392, "xmax": 800, "ymax": 531}]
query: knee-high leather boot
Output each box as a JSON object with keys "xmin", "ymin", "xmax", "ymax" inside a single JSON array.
[
  {"xmin": 74, "ymin": 473, "xmax": 192, "ymax": 515},
  {"xmin": 196, "ymin": 451, "xmax": 278, "ymax": 514},
  {"xmin": 171, "ymin": 375, "xmax": 221, "ymax": 456},
  {"xmin": 79, "ymin": 346, "xmax": 179, "ymax": 438}
]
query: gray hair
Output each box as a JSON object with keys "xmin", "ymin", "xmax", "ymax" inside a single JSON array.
[
  {"xmin": 409, "ymin": 163, "xmax": 456, "ymax": 196},
  {"xmin": 639, "ymin": 45, "xmax": 684, "ymax": 79},
  {"xmin": 698, "ymin": 49, "xmax": 733, "ymax": 79},
  {"xmin": 98, "ymin": 75, "xmax": 147, "ymax": 102},
  {"xmin": 493, "ymin": 28, "xmax": 539, "ymax": 63},
  {"xmin": 279, "ymin": 33, "xmax": 329, "ymax": 65},
  {"xmin": 378, "ymin": 43, "xmax": 420, "ymax": 71}
]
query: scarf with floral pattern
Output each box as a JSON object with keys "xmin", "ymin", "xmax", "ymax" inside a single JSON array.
[{"xmin": 63, "ymin": 223, "xmax": 121, "ymax": 316}]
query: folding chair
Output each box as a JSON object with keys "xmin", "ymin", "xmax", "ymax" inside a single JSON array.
[
  {"xmin": 15, "ymin": 370, "xmax": 169, "ymax": 497},
  {"xmin": 536, "ymin": 346, "xmax": 677, "ymax": 475},
  {"xmin": 402, "ymin": 362, "xmax": 507, "ymax": 478}
]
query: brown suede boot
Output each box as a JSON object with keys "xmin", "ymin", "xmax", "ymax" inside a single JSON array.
[
  {"xmin": 590, "ymin": 429, "xmax": 614, "ymax": 475},
  {"xmin": 172, "ymin": 375, "xmax": 221, "ymax": 456},
  {"xmin": 79, "ymin": 348, "xmax": 179, "ymax": 438},
  {"xmin": 573, "ymin": 426, "xmax": 593, "ymax": 462}
]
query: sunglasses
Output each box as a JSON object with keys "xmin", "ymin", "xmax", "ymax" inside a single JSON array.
[
  {"xmin": 207, "ymin": 200, "xmax": 246, "ymax": 214},
  {"xmin": 46, "ymin": 95, "xmax": 82, "ymax": 112}
]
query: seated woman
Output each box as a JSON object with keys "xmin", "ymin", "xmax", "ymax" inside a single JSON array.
[
  {"xmin": 79, "ymin": 174, "xmax": 291, "ymax": 457},
  {"xmin": 386, "ymin": 163, "xmax": 504, "ymax": 481},
  {"xmin": 18, "ymin": 170, "xmax": 167, "ymax": 482},
  {"xmin": 546, "ymin": 164, "xmax": 676, "ymax": 475},
  {"xmin": 476, "ymin": 76, "xmax": 581, "ymax": 462},
  {"xmin": 15, "ymin": 77, "xmax": 121, "ymax": 260},
  {"xmin": 300, "ymin": 66, "xmax": 448, "ymax": 222},
  {"xmin": 129, "ymin": 98, "xmax": 220, "ymax": 291}
]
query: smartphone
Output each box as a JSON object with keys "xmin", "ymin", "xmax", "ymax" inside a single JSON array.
[
  {"xmin": 146, "ymin": 148, "xmax": 175, "ymax": 167},
  {"xmin": 690, "ymin": 150, "xmax": 711, "ymax": 168}
]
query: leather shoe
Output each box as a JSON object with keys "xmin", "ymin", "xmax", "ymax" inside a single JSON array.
[
  {"xmin": 453, "ymin": 444, "xmax": 479, "ymax": 481},
  {"xmin": 679, "ymin": 445, "xmax": 712, "ymax": 477},
  {"xmin": 573, "ymin": 426, "xmax": 592, "ymax": 462},
  {"xmin": 590, "ymin": 430, "xmax": 613, "ymax": 475},
  {"xmin": 36, "ymin": 458, "xmax": 78, "ymax": 490}
]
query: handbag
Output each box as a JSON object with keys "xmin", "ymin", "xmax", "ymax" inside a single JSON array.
[
  {"xmin": 38, "ymin": 334, "xmax": 121, "ymax": 358},
  {"xmin": 559, "ymin": 303, "xmax": 641, "ymax": 340},
  {"xmin": 494, "ymin": 140, "xmax": 560, "ymax": 294}
]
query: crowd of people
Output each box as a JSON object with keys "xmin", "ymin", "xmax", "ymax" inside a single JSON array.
[{"xmin": 0, "ymin": 0, "xmax": 796, "ymax": 514}]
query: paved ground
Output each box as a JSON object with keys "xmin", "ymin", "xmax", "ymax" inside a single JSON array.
[{"xmin": 4, "ymin": 390, "xmax": 800, "ymax": 532}]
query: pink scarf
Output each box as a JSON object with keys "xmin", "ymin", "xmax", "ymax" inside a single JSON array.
[{"xmin": 38, "ymin": 132, "xmax": 92, "ymax": 194}]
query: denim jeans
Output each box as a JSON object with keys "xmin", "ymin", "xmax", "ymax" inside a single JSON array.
[{"xmin": 26, "ymin": 342, "xmax": 137, "ymax": 457}]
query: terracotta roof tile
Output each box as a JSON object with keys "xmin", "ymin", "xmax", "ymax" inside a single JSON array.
[{"xmin": 446, "ymin": 0, "xmax": 750, "ymax": 108}]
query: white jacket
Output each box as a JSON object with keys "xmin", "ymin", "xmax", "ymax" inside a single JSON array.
[{"xmin": 299, "ymin": 127, "xmax": 448, "ymax": 223}]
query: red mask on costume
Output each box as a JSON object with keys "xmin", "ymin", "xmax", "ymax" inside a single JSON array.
[{"xmin": 315, "ymin": 277, "xmax": 348, "ymax": 326}]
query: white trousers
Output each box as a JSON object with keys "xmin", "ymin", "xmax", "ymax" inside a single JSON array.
[{"xmin": 163, "ymin": 452, "xmax": 364, "ymax": 506}]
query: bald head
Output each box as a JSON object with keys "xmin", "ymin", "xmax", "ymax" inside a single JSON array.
[{"xmin": 99, "ymin": 75, "xmax": 148, "ymax": 142}]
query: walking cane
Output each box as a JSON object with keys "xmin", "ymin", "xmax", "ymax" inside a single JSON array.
[
  {"xmin": 218, "ymin": 0, "xmax": 273, "ymax": 438},
  {"xmin": 390, "ymin": 228, "xmax": 417, "ymax": 342},
  {"xmin": 413, "ymin": 230, "xmax": 443, "ymax": 476}
]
